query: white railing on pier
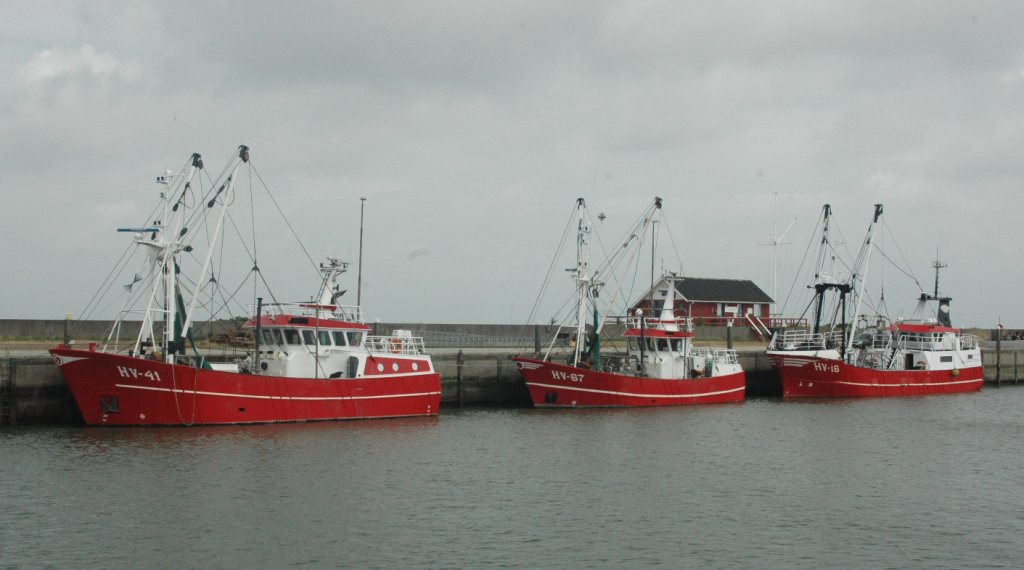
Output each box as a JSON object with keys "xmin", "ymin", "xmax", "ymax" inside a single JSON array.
[{"xmin": 412, "ymin": 330, "xmax": 541, "ymax": 348}]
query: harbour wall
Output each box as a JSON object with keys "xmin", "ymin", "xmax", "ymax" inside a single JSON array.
[
  {"xmin": 0, "ymin": 318, "xmax": 1004, "ymax": 343},
  {"xmin": 0, "ymin": 319, "xmax": 768, "ymax": 343},
  {"xmin": 2, "ymin": 349, "xmax": 1020, "ymax": 426}
]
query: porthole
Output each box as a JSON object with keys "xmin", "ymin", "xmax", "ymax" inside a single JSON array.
[
  {"xmin": 376, "ymin": 363, "xmax": 384, "ymax": 372},
  {"xmin": 412, "ymin": 362, "xmax": 419, "ymax": 371},
  {"xmin": 392, "ymin": 363, "xmax": 399, "ymax": 372}
]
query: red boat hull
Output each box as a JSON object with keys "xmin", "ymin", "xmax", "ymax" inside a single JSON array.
[
  {"xmin": 513, "ymin": 357, "xmax": 745, "ymax": 407},
  {"xmin": 768, "ymin": 354, "xmax": 984, "ymax": 398},
  {"xmin": 50, "ymin": 348, "xmax": 441, "ymax": 426}
]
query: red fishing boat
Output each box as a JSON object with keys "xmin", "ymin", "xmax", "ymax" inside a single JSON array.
[
  {"xmin": 513, "ymin": 198, "xmax": 745, "ymax": 407},
  {"xmin": 766, "ymin": 204, "xmax": 982, "ymax": 398},
  {"xmin": 51, "ymin": 146, "xmax": 440, "ymax": 425}
]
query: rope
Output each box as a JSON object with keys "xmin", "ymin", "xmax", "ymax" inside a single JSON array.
[
  {"xmin": 249, "ymin": 162, "xmax": 320, "ymax": 277},
  {"xmin": 518, "ymin": 203, "xmax": 579, "ymax": 345}
]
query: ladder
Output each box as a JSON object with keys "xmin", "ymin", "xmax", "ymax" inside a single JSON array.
[{"xmin": 746, "ymin": 314, "xmax": 772, "ymax": 340}]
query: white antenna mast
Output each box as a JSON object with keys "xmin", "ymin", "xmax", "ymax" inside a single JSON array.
[
  {"xmin": 760, "ymin": 192, "xmax": 796, "ymax": 314},
  {"xmin": 933, "ymin": 232, "xmax": 947, "ymax": 297}
]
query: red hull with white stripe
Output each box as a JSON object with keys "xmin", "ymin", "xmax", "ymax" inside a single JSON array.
[
  {"xmin": 769, "ymin": 354, "xmax": 983, "ymax": 398},
  {"xmin": 513, "ymin": 357, "xmax": 745, "ymax": 407},
  {"xmin": 51, "ymin": 347, "xmax": 441, "ymax": 426}
]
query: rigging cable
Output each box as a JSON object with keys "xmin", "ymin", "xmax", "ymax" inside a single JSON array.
[
  {"xmin": 522, "ymin": 202, "xmax": 579, "ymax": 329},
  {"xmin": 249, "ymin": 162, "xmax": 320, "ymax": 277},
  {"xmin": 779, "ymin": 207, "xmax": 824, "ymax": 318},
  {"xmin": 879, "ymin": 219, "xmax": 923, "ymax": 291},
  {"xmin": 79, "ymin": 197, "xmax": 164, "ymax": 320}
]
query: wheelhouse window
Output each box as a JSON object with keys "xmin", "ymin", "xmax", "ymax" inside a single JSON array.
[
  {"xmin": 332, "ymin": 331, "xmax": 348, "ymax": 346},
  {"xmin": 301, "ymin": 330, "xmax": 316, "ymax": 346},
  {"xmin": 284, "ymin": 329, "xmax": 301, "ymax": 345},
  {"xmin": 671, "ymin": 339, "xmax": 683, "ymax": 352},
  {"xmin": 346, "ymin": 331, "xmax": 364, "ymax": 346},
  {"xmin": 656, "ymin": 338, "xmax": 670, "ymax": 352},
  {"xmin": 260, "ymin": 329, "xmax": 274, "ymax": 345},
  {"xmin": 627, "ymin": 338, "xmax": 638, "ymax": 351},
  {"xmin": 273, "ymin": 329, "xmax": 285, "ymax": 346},
  {"xmin": 318, "ymin": 331, "xmax": 331, "ymax": 346}
]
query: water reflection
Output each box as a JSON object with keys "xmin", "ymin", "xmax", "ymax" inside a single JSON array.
[{"xmin": 2, "ymin": 389, "xmax": 1023, "ymax": 568}]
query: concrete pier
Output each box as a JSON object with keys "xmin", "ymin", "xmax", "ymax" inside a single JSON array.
[
  {"xmin": 1, "ymin": 347, "xmax": 778, "ymax": 425},
  {"xmin": 1, "ymin": 356, "xmax": 81, "ymax": 426},
  {"xmin": 4, "ymin": 347, "xmax": 1017, "ymax": 426},
  {"xmin": 0, "ymin": 320, "xmax": 1017, "ymax": 425}
]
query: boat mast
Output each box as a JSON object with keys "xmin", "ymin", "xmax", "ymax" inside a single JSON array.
[
  {"xmin": 932, "ymin": 255, "xmax": 947, "ymax": 298},
  {"xmin": 843, "ymin": 203, "xmax": 883, "ymax": 358},
  {"xmin": 920, "ymin": 252, "xmax": 953, "ymax": 327},
  {"xmin": 128, "ymin": 153, "xmax": 204, "ymax": 358},
  {"xmin": 357, "ymin": 197, "xmax": 366, "ymax": 309},
  {"xmin": 177, "ymin": 145, "xmax": 249, "ymax": 359},
  {"xmin": 811, "ymin": 204, "xmax": 833, "ymax": 336},
  {"xmin": 648, "ymin": 198, "xmax": 662, "ymax": 313},
  {"xmin": 571, "ymin": 198, "xmax": 590, "ymax": 367},
  {"xmin": 639, "ymin": 197, "xmax": 662, "ymax": 377}
]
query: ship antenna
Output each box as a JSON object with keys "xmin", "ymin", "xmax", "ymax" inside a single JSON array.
[
  {"xmin": 932, "ymin": 253, "xmax": 947, "ymax": 298},
  {"xmin": 760, "ymin": 192, "xmax": 796, "ymax": 313},
  {"xmin": 649, "ymin": 197, "xmax": 662, "ymax": 305},
  {"xmin": 357, "ymin": 197, "xmax": 366, "ymax": 308}
]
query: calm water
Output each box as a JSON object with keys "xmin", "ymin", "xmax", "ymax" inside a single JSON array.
[{"xmin": 2, "ymin": 389, "xmax": 1023, "ymax": 569}]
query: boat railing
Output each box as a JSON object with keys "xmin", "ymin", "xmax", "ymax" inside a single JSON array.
[
  {"xmin": 629, "ymin": 316, "xmax": 693, "ymax": 331},
  {"xmin": 365, "ymin": 335, "xmax": 427, "ymax": 356},
  {"xmin": 899, "ymin": 332, "xmax": 962, "ymax": 352},
  {"xmin": 769, "ymin": 329, "xmax": 843, "ymax": 351},
  {"xmin": 869, "ymin": 332, "xmax": 893, "ymax": 351},
  {"xmin": 256, "ymin": 302, "xmax": 363, "ymax": 323},
  {"xmin": 691, "ymin": 346, "xmax": 740, "ymax": 365},
  {"xmin": 961, "ymin": 334, "xmax": 980, "ymax": 350}
]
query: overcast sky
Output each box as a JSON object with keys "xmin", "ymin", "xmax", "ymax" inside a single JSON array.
[{"xmin": 3, "ymin": 1, "xmax": 1022, "ymax": 327}]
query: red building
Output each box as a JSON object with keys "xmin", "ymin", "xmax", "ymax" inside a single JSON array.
[{"xmin": 631, "ymin": 276, "xmax": 774, "ymax": 327}]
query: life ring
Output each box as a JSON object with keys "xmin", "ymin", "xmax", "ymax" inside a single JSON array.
[{"xmin": 390, "ymin": 338, "xmax": 403, "ymax": 354}]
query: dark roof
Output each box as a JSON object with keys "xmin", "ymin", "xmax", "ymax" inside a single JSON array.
[{"xmin": 673, "ymin": 277, "xmax": 774, "ymax": 304}]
